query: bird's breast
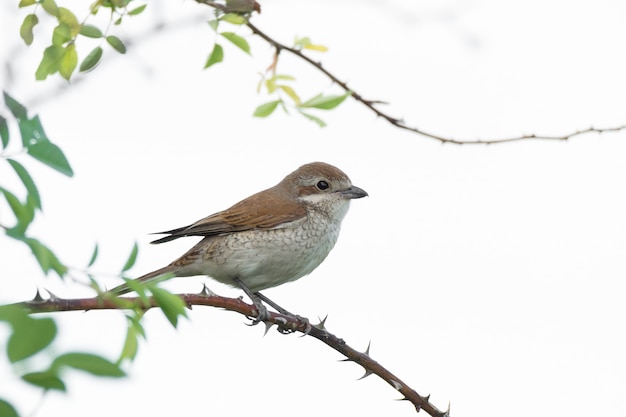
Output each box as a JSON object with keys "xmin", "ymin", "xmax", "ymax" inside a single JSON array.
[{"xmin": 193, "ymin": 214, "xmax": 343, "ymax": 291}]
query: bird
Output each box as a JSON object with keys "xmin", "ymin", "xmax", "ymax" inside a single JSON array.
[{"xmin": 108, "ymin": 162, "xmax": 367, "ymax": 321}]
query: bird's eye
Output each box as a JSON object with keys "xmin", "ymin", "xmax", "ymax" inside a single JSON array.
[{"xmin": 316, "ymin": 180, "xmax": 330, "ymax": 190}]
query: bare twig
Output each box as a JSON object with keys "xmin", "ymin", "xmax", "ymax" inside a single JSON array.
[
  {"xmin": 195, "ymin": 0, "xmax": 626, "ymax": 145},
  {"xmin": 19, "ymin": 291, "xmax": 448, "ymax": 417}
]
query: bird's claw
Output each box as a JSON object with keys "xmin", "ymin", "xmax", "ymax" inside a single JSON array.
[
  {"xmin": 245, "ymin": 302, "xmax": 269, "ymax": 326},
  {"xmin": 274, "ymin": 314, "xmax": 311, "ymax": 334}
]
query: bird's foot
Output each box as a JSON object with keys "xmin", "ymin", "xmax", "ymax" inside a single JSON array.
[
  {"xmin": 246, "ymin": 298, "xmax": 269, "ymax": 325},
  {"xmin": 275, "ymin": 313, "xmax": 311, "ymax": 335}
]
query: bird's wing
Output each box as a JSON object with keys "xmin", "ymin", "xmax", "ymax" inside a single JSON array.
[{"xmin": 150, "ymin": 188, "xmax": 307, "ymax": 244}]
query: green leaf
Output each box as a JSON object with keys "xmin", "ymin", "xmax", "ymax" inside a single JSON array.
[
  {"xmin": 7, "ymin": 159, "xmax": 41, "ymax": 210},
  {"xmin": 111, "ymin": 0, "xmax": 131, "ymax": 7},
  {"xmin": 20, "ymin": 14, "xmax": 38, "ymax": 45},
  {"xmin": 40, "ymin": 0, "xmax": 59, "ymax": 16},
  {"xmin": 264, "ymin": 77, "xmax": 277, "ymax": 94},
  {"xmin": 0, "ymin": 305, "xmax": 25, "ymax": 324},
  {"xmin": 304, "ymin": 41, "xmax": 320, "ymax": 53},
  {"xmin": 207, "ymin": 19, "xmax": 219, "ymax": 32},
  {"xmin": 220, "ymin": 32, "xmax": 250, "ymax": 54},
  {"xmin": 128, "ymin": 4, "xmax": 147, "ymax": 15},
  {"xmin": 59, "ymin": 43, "xmax": 78, "ymax": 80},
  {"xmin": 19, "ymin": 0, "xmax": 37, "ymax": 6},
  {"xmin": 87, "ymin": 243, "xmax": 99, "ymax": 267},
  {"xmin": 221, "ymin": 13, "xmax": 246, "ymax": 25},
  {"xmin": 0, "ymin": 115, "xmax": 8, "ymax": 148},
  {"xmin": 300, "ymin": 111, "xmax": 327, "ymax": 127},
  {"xmin": 79, "ymin": 24, "xmax": 103, "ymax": 38},
  {"xmin": 0, "ymin": 187, "xmax": 34, "ymax": 234},
  {"xmin": 0, "ymin": 399, "xmax": 19, "ymax": 417},
  {"xmin": 253, "ymin": 100, "xmax": 281, "ymax": 117},
  {"xmin": 275, "ymin": 74, "xmax": 296, "ymax": 81},
  {"xmin": 119, "ymin": 324, "xmax": 139, "ymax": 362},
  {"xmin": 52, "ymin": 24, "xmax": 72, "ymax": 46},
  {"xmin": 204, "ymin": 43, "xmax": 224, "ymax": 69},
  {"xmin": 18, "ymin": 114, "xmax": 47, "ymax": 147},
  {"xmin": 106, "ymin": 35, "xmax": 126, "ymax": 54},
  {"xmin": 57, "ymin": 7, "xmax": 80, "ymax": 35},
  {"xmin": 119, "ymin": 316, "xmax": 144, "ymax": 362},
  {"xmin": 27, "ymin": 140, "xmax": 74, "ymax": 176},
  {"xmin": 35, "ymin": 45, "xmax": 65, "ymax": 80},
  {"xmin": 7, "ymin": 315, "xmax": 57, "ymax": 362},
  {"xmin": 79, "ymin": 46, "xmax": 103, "ymax": 72},
  {"xmin": 150, "ymin": 287, "xmax": 187, "ymax": 327},
  {"xmin": 17, "ymin": 115, "xmax": 72, "ymax": 176},
  {"xmin": 117, "ymin": 272, "xmax": 173, "ymax": 300},
  {"xmin": 293, "ymin": 36, "xmax": 310, "ymax": 48},
  {"xmin": 22, "ymin": 371, "xmax": 66, "ymax": 391},
  {"xmin": 52, "ymin": 353, "xmax": 125, "ymax": 377},
  {"xmin": 121, "ymin": 242, "xmax": 138, "ymax": 271},
  {"xmin": 300, "ymin": 92, "xmax": 350, "ymax": 110},
  {"xmin": 23, "ymin": 237, "xmax": 67, "ymax": 277},
  {"xmin": 127, "ymin": 314, "xmax": 146, "ymax": 338},
  {"xmin": 3, "ymin": 92, "xmax": 28, "ymax": 120},
  {"xmin": 279, "ymin": 85, "xmax": 300, "ymax": 105}
]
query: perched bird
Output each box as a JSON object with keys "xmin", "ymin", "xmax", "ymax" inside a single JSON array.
[{"xmin": 109, "ymin": 162, "xmax": 367, "ymax": 320}]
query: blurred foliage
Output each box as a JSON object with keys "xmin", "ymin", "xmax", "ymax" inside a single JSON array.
[
  {"xmin": 207, "ymin": 14, "xmax": 350, "ymax": 125},
  {"xmin": 17, "ymin": 0, "xmax": 348, "ymax": 124},
  {"xmin": 0, "ymin": 92, "xmax": 188, "ymax": 416},
  {"xmin": 0, "ymin": 304, "xmax": 126, "ymax": 415},
  {"xmin": 18, "ymin": 0, "xmax": 145, "ymax": 80},
  {"xmin": 1, "ymin": 92, "xmax": 71, "ymax": 277}
]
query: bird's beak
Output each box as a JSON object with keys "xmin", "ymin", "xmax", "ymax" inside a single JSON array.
[{"xmin": 340, "ymin": 185, "xmax": 368, "ymax": 199}]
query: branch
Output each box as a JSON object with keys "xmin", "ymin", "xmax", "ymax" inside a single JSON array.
[
  {"xmin": 196, "ymin": 0, "xmax": 626, "ymax": 145},
  {"xmin": 19, "ymin": 291, "xmax": 448, "ymax": 417}
]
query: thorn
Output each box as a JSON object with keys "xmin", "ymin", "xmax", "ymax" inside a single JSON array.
[
  {"xmin": 395, "ymin": 396, "xmax": 410, "ymax": 402},
  {"xmin": 445, "ymin": 400, "xmax": 451, "ymax": 417},
  {"xmin": 32, "ymin": 289, "xmax": 44, "ymax": 302},
  {"xmin": 424, "ymin": 394, "xmax": 430, "ymax": 401},
  {"xmin": 357, "ymin": 369, "xmax": 373, "ymax": 380},
  {"xmin": 390, "ymin": 380, "xmax": 403, "ymax": 391},
  {"xmin": 263, "ymin": 321, "xmax": 274, "ymax": 336},
  {"xmin": 314, "ymin": 314, "xmax": 328, "ymax": 330},
  {"xmin": 363, "ymin": 340, "xmax": 371, "ymax": 356},
  {"xmin": 45, "ymin": 289, "xmax": 60, "ymax": 300},
  {"xmin": 199, "ymin": 283, "xmax": 216, "ymax": 296}
]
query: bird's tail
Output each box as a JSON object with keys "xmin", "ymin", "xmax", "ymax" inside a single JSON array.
[{"xmin": 107, "ymin": 266, "xmax": 175, "ymax": 296}]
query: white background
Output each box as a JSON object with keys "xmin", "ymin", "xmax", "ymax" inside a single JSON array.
[{"xmin": 1, "ymin": 1, "xmax": 625, "ymax": 416}]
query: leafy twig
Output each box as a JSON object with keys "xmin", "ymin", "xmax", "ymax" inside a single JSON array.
[{"xmin": 196, "ymin": 0, "xmax": 626, "ymax": 145}]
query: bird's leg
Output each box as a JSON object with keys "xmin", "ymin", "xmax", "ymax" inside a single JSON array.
[
  {"xmin": 233, "ymin": 278, "xmax": 268, "ymax": 324},
  {"xmin": 233, "ymin": 278, "xmax": 311, "ymax": 333},
  {"xmin": 253, "ymin": 291, "xmax": 293, "ymax": 316}
]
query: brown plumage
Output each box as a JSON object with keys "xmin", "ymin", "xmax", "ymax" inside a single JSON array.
[{"xmin": 108, "ymin": 162, "xmax": 367, "ymax": 297}]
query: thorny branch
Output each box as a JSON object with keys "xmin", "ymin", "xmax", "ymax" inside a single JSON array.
[
  {"xmin": 196, "ymin": 0, "xmax": 626, "ymax": 145},
  {"xmin": 19, "ymin": 290, "xmax": 449, "ymax": 417}
]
